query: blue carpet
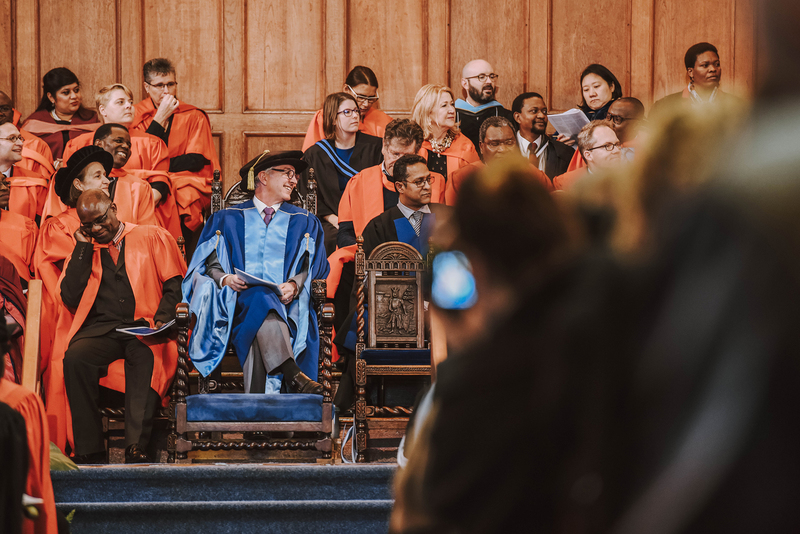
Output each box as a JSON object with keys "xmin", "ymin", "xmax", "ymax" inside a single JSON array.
[{"xmin": 52, "ymin": 464, "xmax": 396, "ymax": 533}]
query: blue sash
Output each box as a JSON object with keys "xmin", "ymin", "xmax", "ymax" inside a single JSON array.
[{"xmin": 316, "ymin": 139, "xmax": 358, "ymax": 178}]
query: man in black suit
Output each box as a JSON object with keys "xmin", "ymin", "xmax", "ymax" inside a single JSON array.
[{"xmin": 512, "ymin": 92, "xmax": 574, "ymax": 181}]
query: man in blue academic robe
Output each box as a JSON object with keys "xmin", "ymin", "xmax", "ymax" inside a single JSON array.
[{"xmin": 183, "ymin": 151, "xmax": 329, "ymax": 394}]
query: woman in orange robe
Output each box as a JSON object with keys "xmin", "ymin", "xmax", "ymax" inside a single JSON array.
[{"xmin": 302, "ymin": 66, "xmax": 392, "ymax": 151}]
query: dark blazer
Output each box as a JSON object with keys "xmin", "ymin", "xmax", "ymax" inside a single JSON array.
[{"xmin": 541, "ymin": 136, "xmax": 575, "ymax": 181}]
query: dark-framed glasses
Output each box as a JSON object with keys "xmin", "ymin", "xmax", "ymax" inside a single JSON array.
[
  {"xmin": 606, "ymin": 113, "xmax": 639, "ymax": 125},
  {"xmin": 81, "ymin": 205, "xmax": 111, "ymax": 231},
  {"xmin": 345, "ymin": 85, "xmax": 379, "ymax": 103},
  {"xmin": 485, "ymin": 139, "xmax": 517, "ymax": 149},
  {"xmin": 337, "ymin": 108, "xmax": 360, "ymax": 118},
  {"xmin": 586, "ymin": 142, "xmax": 622, "ymax": 152},
  {"xmin": 465, "ymin": 73, "xmax": 499, "ymax": 83},
  {"xmin": 0, "ymin": 134, "xmax": 24, "ymax": 143},
  {"xmin": 405, "ymin": 175, "xmax": 436, "ymax": 187},
  {"xmin": 269, "ymin": 167, "xmax": 298, "ymax": 180},
  {"xmin": 0, "ymin": 105, "xmax": 12, "ymax": 113},
  {"xmin": 146, "ymin": 81, "xmax": 178, "ymax": 91}
]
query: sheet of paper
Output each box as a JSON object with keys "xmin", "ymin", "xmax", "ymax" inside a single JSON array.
[
  {"xmin": 234, "ymin": 268, "xmax": 283, "ymax": 296},
  {"xmin": 547, "ymin": 108, "xmax": 590, "ymax": 138},
  {"xmin": 116, "ymin": 319, "xmax": 176, "ymax": 337}
]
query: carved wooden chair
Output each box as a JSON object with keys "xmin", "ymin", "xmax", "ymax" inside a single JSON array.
[
  {"xmin": 351, "ymin": 237, "xmax": 432, "ymax": 462},
  {"xmin": 167, "ymin": 168, "xmax": 335, "ymax": 463}
]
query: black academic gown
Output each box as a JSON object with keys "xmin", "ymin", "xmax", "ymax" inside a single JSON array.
[{"xmin": 300, "ymin": 132, "xmax": 383, "ymax": 253}]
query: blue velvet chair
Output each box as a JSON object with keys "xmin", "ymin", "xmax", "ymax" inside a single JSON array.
[
  {"xmin": 352, "ymin": 238, "xmax": 432, "ymax": 462},
  {"xmin": 167, "ymin": 169, "xmax": 335, "ymax": 463}
]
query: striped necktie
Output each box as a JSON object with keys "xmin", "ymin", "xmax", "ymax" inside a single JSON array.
[
  {"xmin": 263, "ymin": 206, "xmax": 275, "ymax": 226},
  {"xmin": 410, "ymin": 211, "xmax": 422, "ymax": 236}
]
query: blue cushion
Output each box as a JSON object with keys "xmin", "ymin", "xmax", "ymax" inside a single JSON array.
[
  {"xmin": 186, "ymin": 393, "xmax": 323, "ymax": 422},
  {"xmin": 360, "ymin": 349, "xmax": 431, "ymax": 366}
]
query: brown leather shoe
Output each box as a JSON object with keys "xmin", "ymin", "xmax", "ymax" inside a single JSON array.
[
  {"xmin": 125, "ymin": 444, "xmax": 152, "ymax": 464},
  {"xmin": 288, "ymin": 371, "xmax": 323, "ymax": 394}
]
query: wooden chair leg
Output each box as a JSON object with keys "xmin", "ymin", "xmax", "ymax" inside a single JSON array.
[{"xmin": 355, "ymin": 359, "xmax": 368, "ymax": 463}]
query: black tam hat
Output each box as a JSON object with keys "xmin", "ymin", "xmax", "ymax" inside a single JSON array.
[
  {"xmin": 239, "ymin": 150, "xmax": 307, "ymax": 191},
  {"xmin": 53, "ymin": 145, "xmax": 114, "ymax": 205}
]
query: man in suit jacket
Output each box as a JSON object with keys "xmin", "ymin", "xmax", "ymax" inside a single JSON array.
[{"xmin": 512, "ymin": 92, "xmax": 574, "ymax": 182}]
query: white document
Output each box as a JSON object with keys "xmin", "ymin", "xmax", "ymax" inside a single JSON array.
[
  {"xmin": 116, "ymin": 319, "xmax": 175, "ymax": 337},
  {"xmin": 234, "ymin": 268, "xmax": 283, "ymax": 296},
  {"xmin": 547, "ymin": 108, "xmax": 590, "ymax": 138}
]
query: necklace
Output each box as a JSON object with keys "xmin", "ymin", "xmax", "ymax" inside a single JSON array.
[{"xmin": 429, "ymin": 131, "xmax": 455, "ymax": 154}]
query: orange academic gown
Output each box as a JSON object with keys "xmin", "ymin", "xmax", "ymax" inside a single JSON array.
[
  {"xmin": 419, "ymin": 133, "xmax": 481, "ymax": 185},
  {"xmin": 445, "ymin": 160, "xmax": 554, "ymax": 205},
  {"xmin": 328, "ymin": 164, "xmax": 445, "ymax": 298},
  {"xmin": 62, "ymin": 129, "xmax": 182, "ymax": 238},
  {"xmin": 0, "ymin": 379, "xmax": 58, "ymax": 534},
  {"xmin": 131, "ymin": 99, "xmax": 220, "ymax": 231},
  {"xmin": 0, "ymin": 210, "xmax": 38, "ymax": 281},
  {"xmin": 12, "ymin": 109, "xmax": 56, "ymax": 178},
  {"xmin": 302, "ymin": 107, "xmax": 393, "ymax": 152},
  {"xmin": 46, "ymin": 223, "xmax": 186, "ymax": 453},
  {"xmin": 7, "ymin": 165, "xmax": 50, "ymax": 221},
  {"xmin": 553, "ymin": 167, "xmax": 588, "ymax": 191}
]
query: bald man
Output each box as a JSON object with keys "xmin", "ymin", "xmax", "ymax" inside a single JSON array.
[
  {"xmin": 455, "ymin": 59, "xmax": 517, "ymax": 151},
  {"xmin": 59, "ymin": 189, "xmax": 185, "ymax": 463}
]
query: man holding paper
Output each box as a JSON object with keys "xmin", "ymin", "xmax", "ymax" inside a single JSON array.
[
  {"xmin": 183, "ymin": 151, "xmax": 329, "ymax": 396},
  {"xmin": 59, "ymin": 189, "xmax": 185, "ymax": 463}
]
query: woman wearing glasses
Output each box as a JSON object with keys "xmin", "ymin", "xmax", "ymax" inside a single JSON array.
[
  {"xmin": 302, "ymin": 66, "xmax": 392, "ymax": 152},
  {"xmin": 21, "ymin": 68, "xmax": 99, "ymax": 162},
  {"xmin": 301, "ymin": 92, "xmax": 383, "ymax": 253},
  {"xmin": 412, "ymin": 84, "xmax": 480, "ymax": 185}
]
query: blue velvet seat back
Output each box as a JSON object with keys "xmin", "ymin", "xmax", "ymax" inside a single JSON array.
[
  {"xmin": 186, "ymin": 393, "xmax": 323, "ymax": 422},
  {"xmin": 360, "ymin": 349, "xmax": 431, "ymax": 366}
]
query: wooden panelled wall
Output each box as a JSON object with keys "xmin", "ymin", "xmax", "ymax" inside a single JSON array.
[{"xmin": 2, "ymin": 0, "xmax": 757, "ymax": 192}]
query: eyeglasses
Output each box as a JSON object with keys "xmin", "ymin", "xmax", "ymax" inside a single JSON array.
[
  {"xmin": 586, "ymin": 142, "xmax": 622, "ymax": 152},
  {"xmin": 484, "ymin": 139, "xmax": 517, "ymax": 149},
  {"xmin": 606, "ymin": 113, "xmax": 639, "ymax": 125},
  {"xmin": 146, "ymin": 81, "xmax": 178, "ymax": 91},
  {"xmin": 337, "ymin": 108, "xmax": 360, "ymax": 118},
  {"xmin": 345, "ymin": 85, "xmax": 379, "ymax": 103},
  {"xmin": 0, "ymin": 135, "xmax": 24, "ymax": 143},
  {"xmin": 464, "ymin": 73, "xmax": 499, "ymax": 83},
  {"xmin": 269, "ymin": 167, "xmax": 298, "ymax": 180},
  {"xmin": 81, "ymin": 205, "xmax": 111, "ymax": 231},
  {"xmin": 0, "ymin": 105, "xmax": 12, "ymax": 113},
  {"xmin": 404, "ymin": 175, "xmax": 436, "ymax": 187}
]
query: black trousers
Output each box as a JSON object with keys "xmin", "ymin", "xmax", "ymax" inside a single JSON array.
[{"xmin": 63, "ymin": 331, "xmax": 160, "ymax": 455}]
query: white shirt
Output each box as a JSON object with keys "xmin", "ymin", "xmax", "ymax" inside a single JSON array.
[
  {"xmin": 396, "ymin": 200, "xmax": 431, "ymax": 221},
  {"xmin": 516, "ymin": 131, "xmax": 547, "ymax": 172},
  {"xmin": 252, "ymin": 195, "xmax": 283, "ymax": 220},
  {"xmin": 1, "ymin": 166, "xmax": 11, "ymax": 179}
]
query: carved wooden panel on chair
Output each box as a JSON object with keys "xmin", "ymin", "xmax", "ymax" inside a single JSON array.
[{"xmin": 372, "ymin": 279, "xmax": 418, "ymax": 344}]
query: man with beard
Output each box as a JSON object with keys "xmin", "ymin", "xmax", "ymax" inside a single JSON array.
[
  {"xmin": 511, "ymin": 92, "xmax": 574, "ymax": 180},
  {"xmin": 455, "ymin": 59, "xmax": 517, "ymax": 152},
  {"xmin": 446, "ymin": 116, "xmax": 552, "ymax": 204},
  {"xmin": 60, "ymin": 189, "xmax": 185, "ymax": 463},
  {"xmin": 0, "ymin": 91, "xmax": 55, "ymax": 178}
]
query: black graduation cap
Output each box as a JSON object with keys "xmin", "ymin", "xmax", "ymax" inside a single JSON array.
[
  {"xmin": 239, "ymin": 150, "xmax": 308, "ymax": 191},
  {"xmin": 53, "ymin": 145, "xmax": 114, "ymax": 205}
]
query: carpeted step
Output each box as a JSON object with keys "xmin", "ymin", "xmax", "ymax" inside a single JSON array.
[
  {"xmin": 55, "ymin": 499, "xmax": 394, "ymax": 534},
  {"xmin": 52, "ymin": 464, "xmax": 396, "ymax": 503}
]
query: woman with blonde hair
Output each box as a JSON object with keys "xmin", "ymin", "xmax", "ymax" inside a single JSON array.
[{"xmin": 411, "ymin": 84, "xmax": 480, "ymax": 183}]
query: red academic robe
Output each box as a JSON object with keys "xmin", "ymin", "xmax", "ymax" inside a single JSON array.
[
  {"xmin": 445, "ymin": 160, "xmax": 554, "ymax": 205},
  {"xmin": 62, "ymin": 129, "xmax": 182, "ymax": 238},
  {"xmin": 131, "ymin": 99, "xmax": 220, "ymax": 231},
  {"xmin": 12, "ymin": 109, "xmax": 56, "ymax": 177},
  {"xmin": 7, "ymin": 165, "xmax": 50, "ymax": 221},
  {"xmin": 553, "ymin": 167, "xmax": 588, "ymax": 191},
  {"xmin": 0, "ymin": 209, "xmax": 38, "ymax": 281},
  {"xmin": 46, "ymin": 223, "xmax": 186, "ymax": 452},
  {"xmin": 0, "ymin": 379, "xmax": 58, "ymax": 534},
  {"xmin": 419, "ymin": 133, "xmax": 481, "ymax": 184},
  {"xmin": 329, "ymin": 164, "xmax": 446, "ymax": 297},
  {"xmin": 21, "ymin": 109, "xmax": 100, "ymax": 161},
  {"xmin": 301, "ymin": 107, "xmax": 393, "ymax": 152}
]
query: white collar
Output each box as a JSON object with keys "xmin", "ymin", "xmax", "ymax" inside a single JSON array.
[
  {"xmin": 1, "ymin": 166, "xmax": 11, "ymax": 178},
  {"xmin": 252, "ymin": 195, "xmax": 282, "ymax": 217},
  {"xmin": 516, "ymin": 131, "xmax": 547, "ymax": 157},
  {"xmin": 396, "ymin": 200, "xmax": 431, "ymax": 220}
]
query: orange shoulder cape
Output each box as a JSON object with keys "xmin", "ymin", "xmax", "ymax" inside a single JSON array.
[
  {"xmin": 8, "ymin": 165, "xmax": 49, "ymax": 221},
  {"xmin": 0, "ymin": 210, "xmax": 38, "ymax": 281}
]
